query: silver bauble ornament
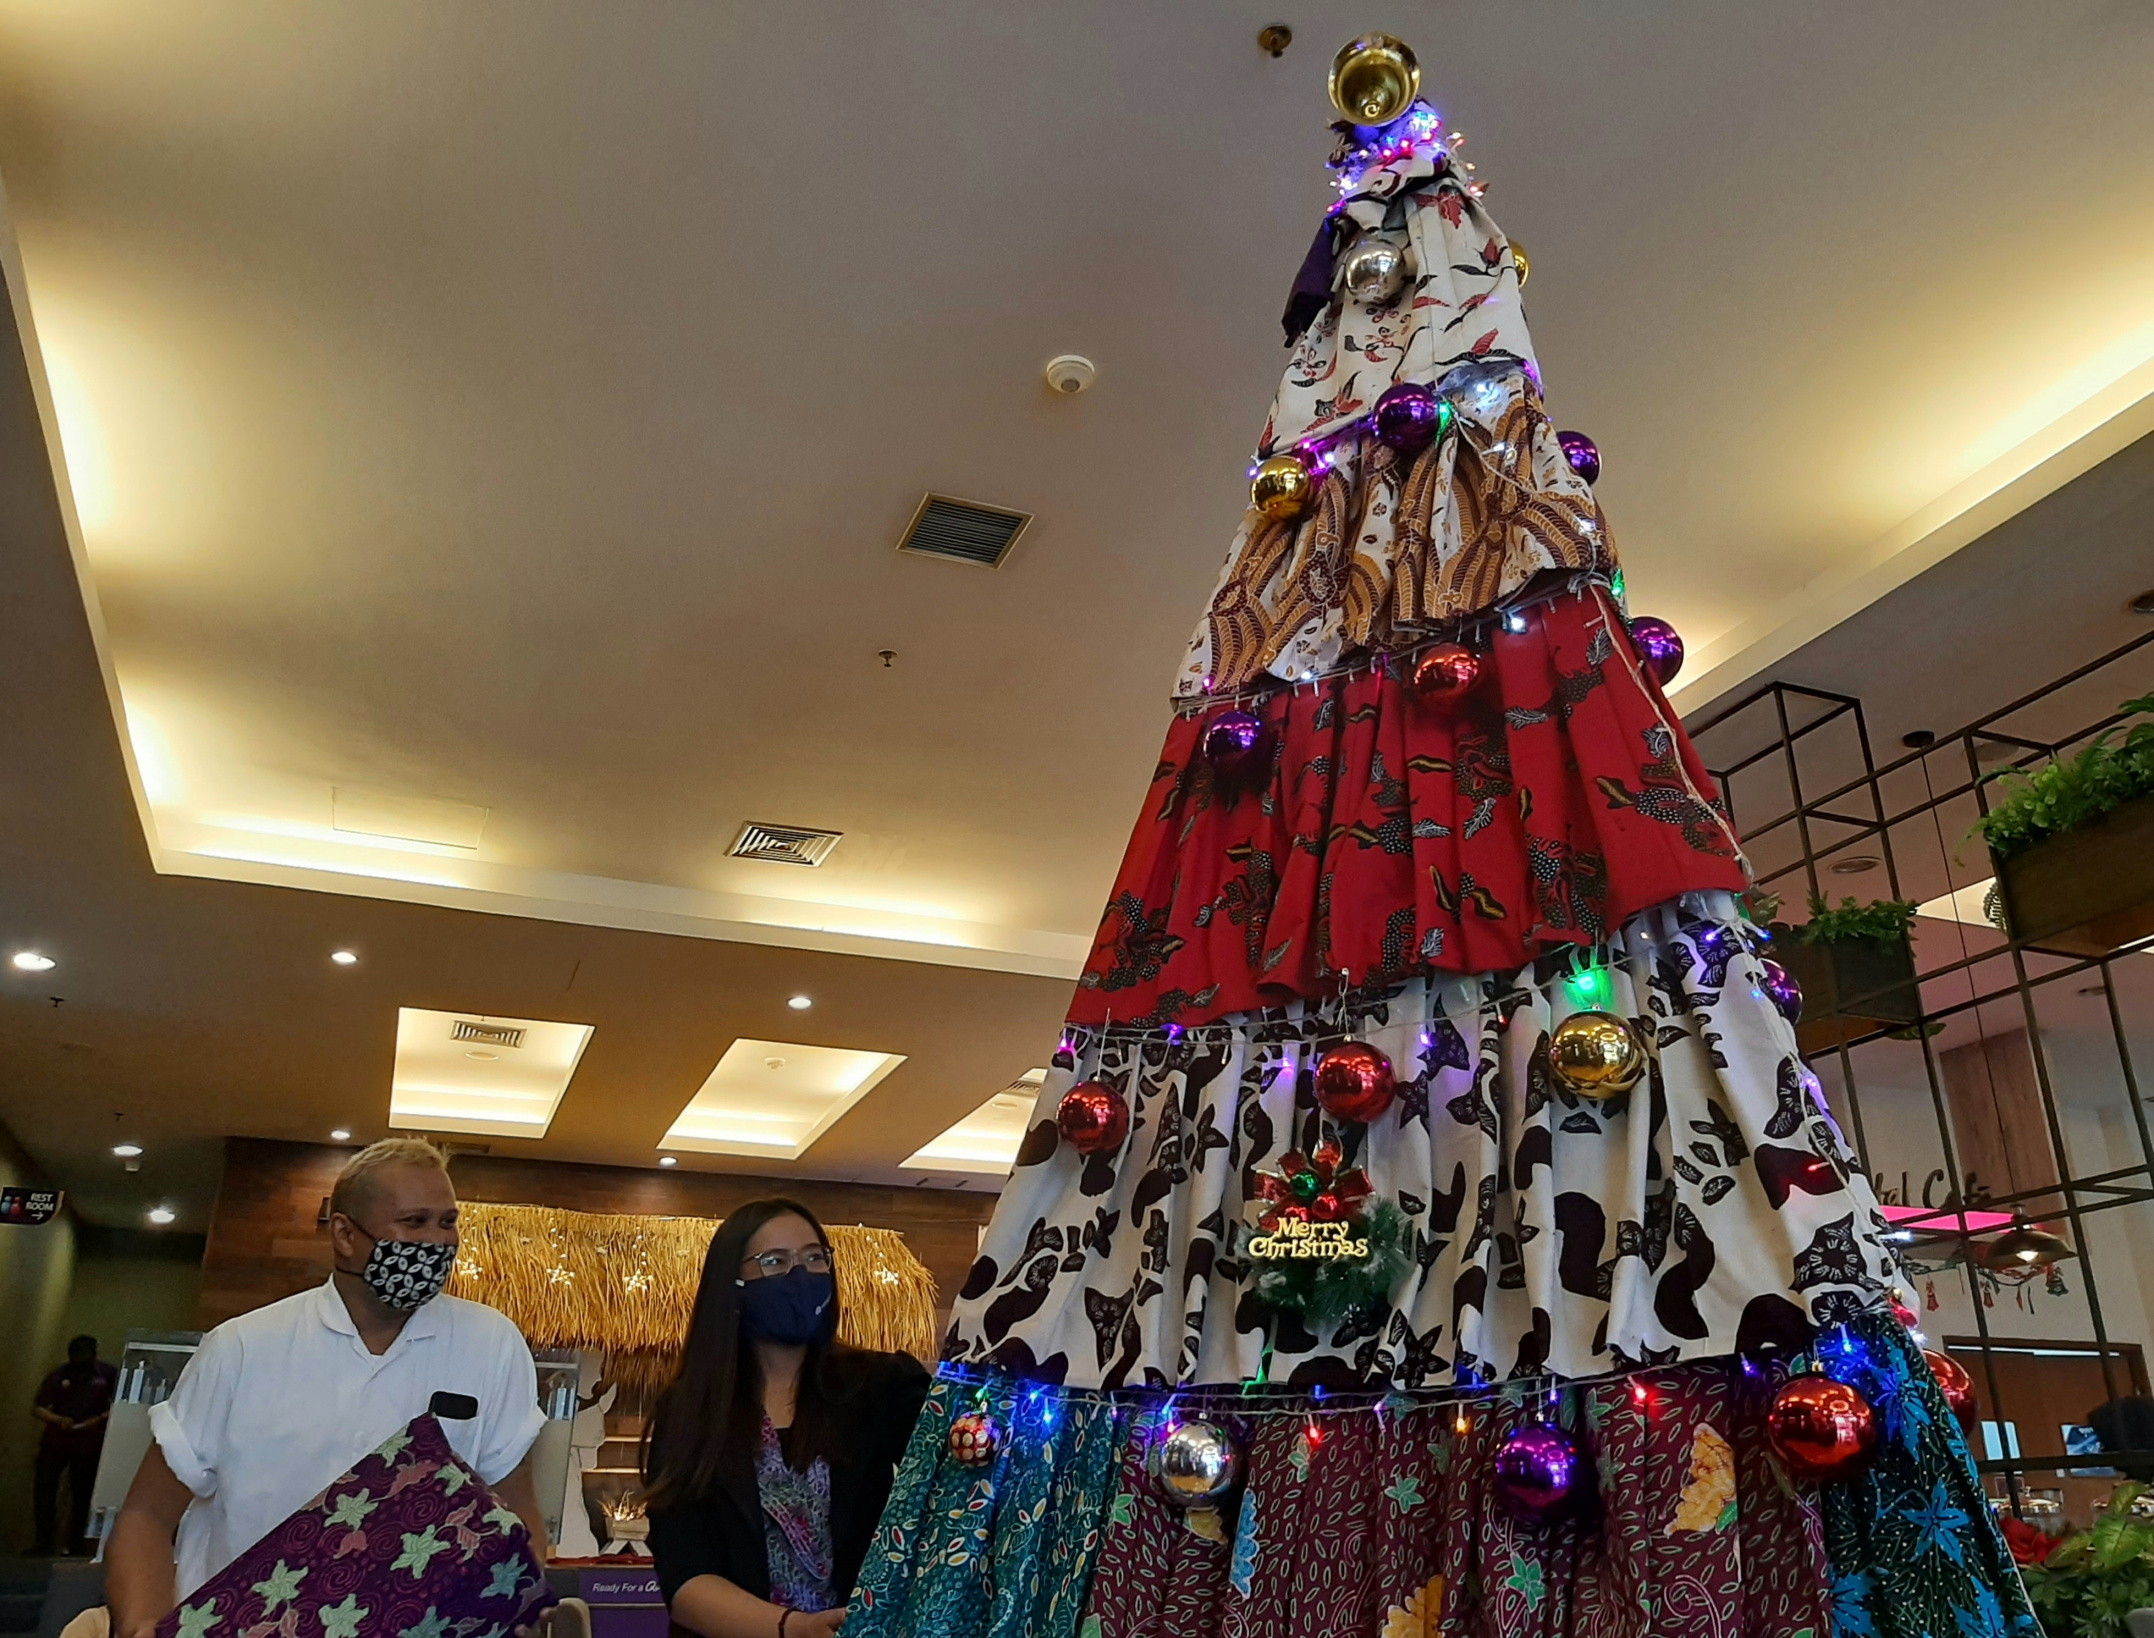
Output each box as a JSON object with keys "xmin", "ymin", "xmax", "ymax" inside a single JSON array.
[
  {"xmin": 1340, "ymin": 237, "xmax": 1413, "ymax": 306},
  {"xmin": 1148, "ymin": 1417, "xmax": 1242, "ymax": 1507}
]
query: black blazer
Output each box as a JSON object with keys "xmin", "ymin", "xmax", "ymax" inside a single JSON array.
[{"xmin": 647, "ymin": 1350, "xmax": 930, "ymax": 1612}]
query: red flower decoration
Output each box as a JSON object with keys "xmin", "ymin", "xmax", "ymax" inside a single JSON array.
[
  {"xmin": 2000, "ymin": 1515, "xmax": 2053, "ymax": 1567},
  {"xmin": 1252, "ymin": 1139, "xmax": 1372, "ymax": 1232}
]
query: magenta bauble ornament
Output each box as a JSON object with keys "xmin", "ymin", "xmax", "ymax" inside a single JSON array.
[
  {"xmin": 1759, "ymin": 958, "xmax": 1802, "ymax": 1025},
  {"xmin": 1057, "ymin": 1081, "xmax": 1130, "ymax": 1156},
  {"xmin": 1373, "ymin": 382, "xmax": 1452, "ymax": 452},
  {"xmin": 1766, "ymin": 1377, "xmax": 1878, "ymax": 1484},
  {"xmin": 1493, "ymin": 1424, "xmax": 1585, "ymax": 1525},
  {"xmin": 1201, "ymin": 709, "xmax": 1266, "ymax": 775},
  {"xmin": 1409, "ymin": 642, "xmax": 1480, "ymax": 704},
  {"xmin": 1628, "ymin": 616, "xmax": 1684, "ymax": 686},
  {"xmin": 1557, "ymin": 430, "xmax": 1600, "ymax": 485},
  {"xmin": 947, "ymin": 1410, "xmax": 1003, "ymax": 1466},
  {"xmin": 1313, "ymin": 1042, "xmax": 1397, "ymax": 1124}
]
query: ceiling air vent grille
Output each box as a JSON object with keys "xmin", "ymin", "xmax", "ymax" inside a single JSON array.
[
  {"xmin": 896, "ymin": 494, "xmax": 1032, "ymax": 568},
  {"xmin": 729, "ymin": 821, "xmax": 842, "ymax": 867},
  {"xmin": 450, "ymin": 1020, "xmax": 525, "ymax": 1049}
]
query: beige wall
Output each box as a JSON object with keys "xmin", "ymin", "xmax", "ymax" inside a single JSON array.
[
  {"xmin": 0, "ymin": 1114, "xmax": 76, "ymax": 1552},
  {"xmin": 63, "ymin": 1243, "xmax": 206, "ymax": 1355}
]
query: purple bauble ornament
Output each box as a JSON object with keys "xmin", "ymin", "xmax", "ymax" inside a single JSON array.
[
  {"xmin": 1759, "ymin": 957, "xmax": 1802, "ymax": 1025},
  {"xmin": 1493, "ymin": 1424, "xmax": 1584, "ymax": 1526},
  {"xmin": 1201, "ymin": 709, "xmax": 1266, "ymax": 773},
  {"xmin": 1628, "ymin": 616, "xmax": 1684, "ymax": 687},
  {"xmin": 1374, "ymin": 382, "xmax": 1450, "ymax": 452},
  {"xmin": 1557, "ymin": 429, "xmax": 1600, "ymax": 485}
]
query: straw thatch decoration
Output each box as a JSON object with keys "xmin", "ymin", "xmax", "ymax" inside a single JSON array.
[{"xmin": 446, "ymin": 1202, "xmax": 938, "ymax": 1393}]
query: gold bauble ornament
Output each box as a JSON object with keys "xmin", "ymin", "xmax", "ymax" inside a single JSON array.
[
  {"xmin": 1328, "ymin": 34, "xmax": 1420, "ymax": 127},
  {"xmin": 1251, "ymin": 454, "xmax": 1317, "ymax": 521},
  {"xmin": 1509, "ymin": 239, "xmax": 1530, "ymax": 286},
  {"xmin": 1547, "ymin": 1010, "xmax": 1646, "ymax": 1100}
]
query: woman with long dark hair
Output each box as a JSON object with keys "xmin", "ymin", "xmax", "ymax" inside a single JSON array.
[{"xmin": 644, "ymin": 1200, "xmax": 929, "ymax": 1638}]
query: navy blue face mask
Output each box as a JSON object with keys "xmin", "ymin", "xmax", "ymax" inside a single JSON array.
[{"xmin": 737, "ymin": 1268, "xmax": 834, "ymax": 1345}]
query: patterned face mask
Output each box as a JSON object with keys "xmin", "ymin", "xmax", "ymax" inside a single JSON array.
[{"xmin": 358, "ymin": 1234, "xmax": 458, "ymax": 1311}]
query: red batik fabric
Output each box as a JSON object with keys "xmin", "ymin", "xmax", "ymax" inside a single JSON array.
[
  {"xmin": 1071, "ymin": 582, "xmax": 1744, "ymax": 1027},
  {"xmin": 1078, "ymin": 1359, "xmax": 1832, "ymax": 1638}
]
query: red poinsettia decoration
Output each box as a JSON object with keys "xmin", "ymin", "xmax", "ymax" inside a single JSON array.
[
  {"xmin": 1252, "ymin": 1139, "xmax": 1372, "ymax": 1233},
  {"xmin": 2000, "ymin": 1514, "xmax": 2054, "ymax": 1567}
]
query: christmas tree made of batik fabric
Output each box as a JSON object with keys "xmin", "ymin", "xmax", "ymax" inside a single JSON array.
[{"xmin": 850, "ymin": 46, "xmax": 2035, "ymax": 1638}]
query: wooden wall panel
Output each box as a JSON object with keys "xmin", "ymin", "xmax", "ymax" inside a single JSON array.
[
  {"xmin": 1940, "ymin": 1029, "xmax": 2064, "ymax": 1216},
  {"xmin": 199, "ymin": 1138, "xmax": 997, "ymax": 1334}
]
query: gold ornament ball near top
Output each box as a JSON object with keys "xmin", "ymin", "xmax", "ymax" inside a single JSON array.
[
  {"xmin": 1509, "ymin": 239, "xmax": 1530, "ymax": 286},
  {"xmin": 1251, "ymin": 453, "xmax": 1317, "ymax": 521},
  {"xmin": 1548, "ymin": 1010, "xmax": 1647, "ymax": 1100},
  {"xmin": 1328, "ymin": 34, "xmax": 1420, "ymax": 127}
]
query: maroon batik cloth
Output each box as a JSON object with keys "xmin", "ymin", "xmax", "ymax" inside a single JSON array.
[
  {"xmin": 1081, "ymin": 1359, "xmax": 1830, "ymax": 1638},
  {"xmin": 155, "ymin": 1414, "xmax": 554, "ymax": 1638},
  {"xmin": 1070, "ymin": 582, "xmax": 1745, "ymax": 1028}
]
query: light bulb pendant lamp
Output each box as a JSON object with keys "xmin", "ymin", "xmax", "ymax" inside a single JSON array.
[{"xmin": 1983, "ymin": 1213, "xmax": 2075, "ymax": 1274}]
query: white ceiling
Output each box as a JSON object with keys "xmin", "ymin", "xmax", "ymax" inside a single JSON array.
[
  {"xmin": 0, "ymin": 3, "xmax": 2152, "ymax": 1232},
  {"xmin": 0, "ymin": 1, "xmax": 2148, "ymax": 976}
]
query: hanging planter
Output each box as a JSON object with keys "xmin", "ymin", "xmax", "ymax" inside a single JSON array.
[
  {"xmin": 1770, "ymin": 895, "xmax": 1922, "ymax": 1054},
  {"xmin": 1991, "ymin": 791, "xmax": 2154, "ymax": 958},
  {"xmin": 1977, "ymin": 697, "xmax": 2154, "ymax": 958}
]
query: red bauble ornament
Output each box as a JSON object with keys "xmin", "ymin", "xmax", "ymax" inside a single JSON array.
[
  {"xmin": 1057, "ymin": 1080, "xmax": 1130, "ymax": 1155},
  {"xmin": 1924, "ymin": 1348, "xmax": 1978, "ymax": 1432},
  {"xmin": 1409, "ymin": 642, "xmax": 1481, "ymax": 705},
  {"xmin": 947, "ymin": 1410, "xmax": 1003, "ymax": 1465},
  {"xmin": 1313, "ymin": 1042, "xmax": 1396, "ymax": 1123},
  {"xmin": 1765, "ymin": 1376, "xmax": 1878, "ymax": 1484}
]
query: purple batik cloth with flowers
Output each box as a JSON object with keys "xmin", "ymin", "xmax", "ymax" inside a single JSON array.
[
  {"xmin": 152, "ymin": 1414, "xmax": 554, "ymax": 1638},
  {"xmin": 756, "ymin": 1417, "xmax": 836, "ymax": 1613}
]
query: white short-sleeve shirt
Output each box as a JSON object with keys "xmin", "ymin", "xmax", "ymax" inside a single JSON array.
[{"xmin": 150, "ymin": 1278, "xmax": 546, "ymax": 1597}]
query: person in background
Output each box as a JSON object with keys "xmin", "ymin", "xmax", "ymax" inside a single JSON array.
[
  {"xmin": 103, "ymin": 1138, "xmax": 552, "ymax": 1638},
  {"xmin": 30, "ymin": 1334, "xmax": 119, "ymax": 1555},
  {"xmin": 644, "ymin": 1200, "xmax": 928, "ymax": 1638}
]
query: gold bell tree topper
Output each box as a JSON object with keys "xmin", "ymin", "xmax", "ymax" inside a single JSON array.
[{"xmin": 1328, "ymin": 34, "xmax": 1421, "ymax": 127}]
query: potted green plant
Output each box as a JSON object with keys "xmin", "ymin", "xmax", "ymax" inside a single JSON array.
[
  {"xmin": 2019, "ymin": 1481, "xmax": 2154, "ymax": 1637},
  {"xmin": 1767, "ymin": 893, "xmax": 1923, "ymax": 1054},
  {"xmin": 1977, "ymin": 696, "xmax": 2154, "ymax": 958}
]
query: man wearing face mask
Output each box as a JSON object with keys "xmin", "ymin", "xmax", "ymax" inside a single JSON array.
[{"xmin": 104, "ymin": 1139, "xmax": 550, "ymax": 1638}]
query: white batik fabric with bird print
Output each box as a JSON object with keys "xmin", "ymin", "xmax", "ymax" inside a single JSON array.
[{"xmin": 945, "ymin": 891, "xmax": 1898, "ymax": 1391}]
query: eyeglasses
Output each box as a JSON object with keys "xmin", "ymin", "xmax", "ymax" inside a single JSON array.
[{"xmin": 740, "ymin": 1245, "xmax": 833, "ymax": 1279}]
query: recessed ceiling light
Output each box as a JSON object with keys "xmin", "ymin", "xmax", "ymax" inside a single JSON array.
[
  {"xmin": 112, "ymin": 1143, "xmax": 143, "ymax": 1159},
  {"xmin": 658, "ymin": 1155, "xmax": 677, "ymax": 1167},
  {"xmin": 1829, "ymin": 856, "xmax": 1880, "ymax": 875},
  {"xmin": 787, "ymin": 995, "xmax": 813, "ymax": 1010},
  {"xmin": 330, "ymin": 950, "xmax": 359, "ymax": 966},
  {"xmin": 330, "ymin": 1128, "xmax": 353, "ymax": 1141},
  {"xmin": 11, "ymin": 951, "xmax": 56, "ymax": 972},
  {"xmin": 2131, "ymin": 589, "xmax": 2154, "ymax": 616},
  {"xmin": 146, "ymin": 1205, "xmax": 176, "ymax": 1226}
]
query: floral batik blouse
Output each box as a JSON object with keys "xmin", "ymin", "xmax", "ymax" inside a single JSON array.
[{"xmin": 757, "ymin": 1416, "xmax": 836, "ymax": 1612}]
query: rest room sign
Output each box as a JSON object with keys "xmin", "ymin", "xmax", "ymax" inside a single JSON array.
[{"xmin": 0, "ymin": 1186, "xmax": 63, "ymax": 1225}]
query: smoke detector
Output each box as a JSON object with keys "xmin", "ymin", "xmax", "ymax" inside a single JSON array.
[{"xmin": 1043, "ymin": 354, "xmax": 1097, "ymax": 395}]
